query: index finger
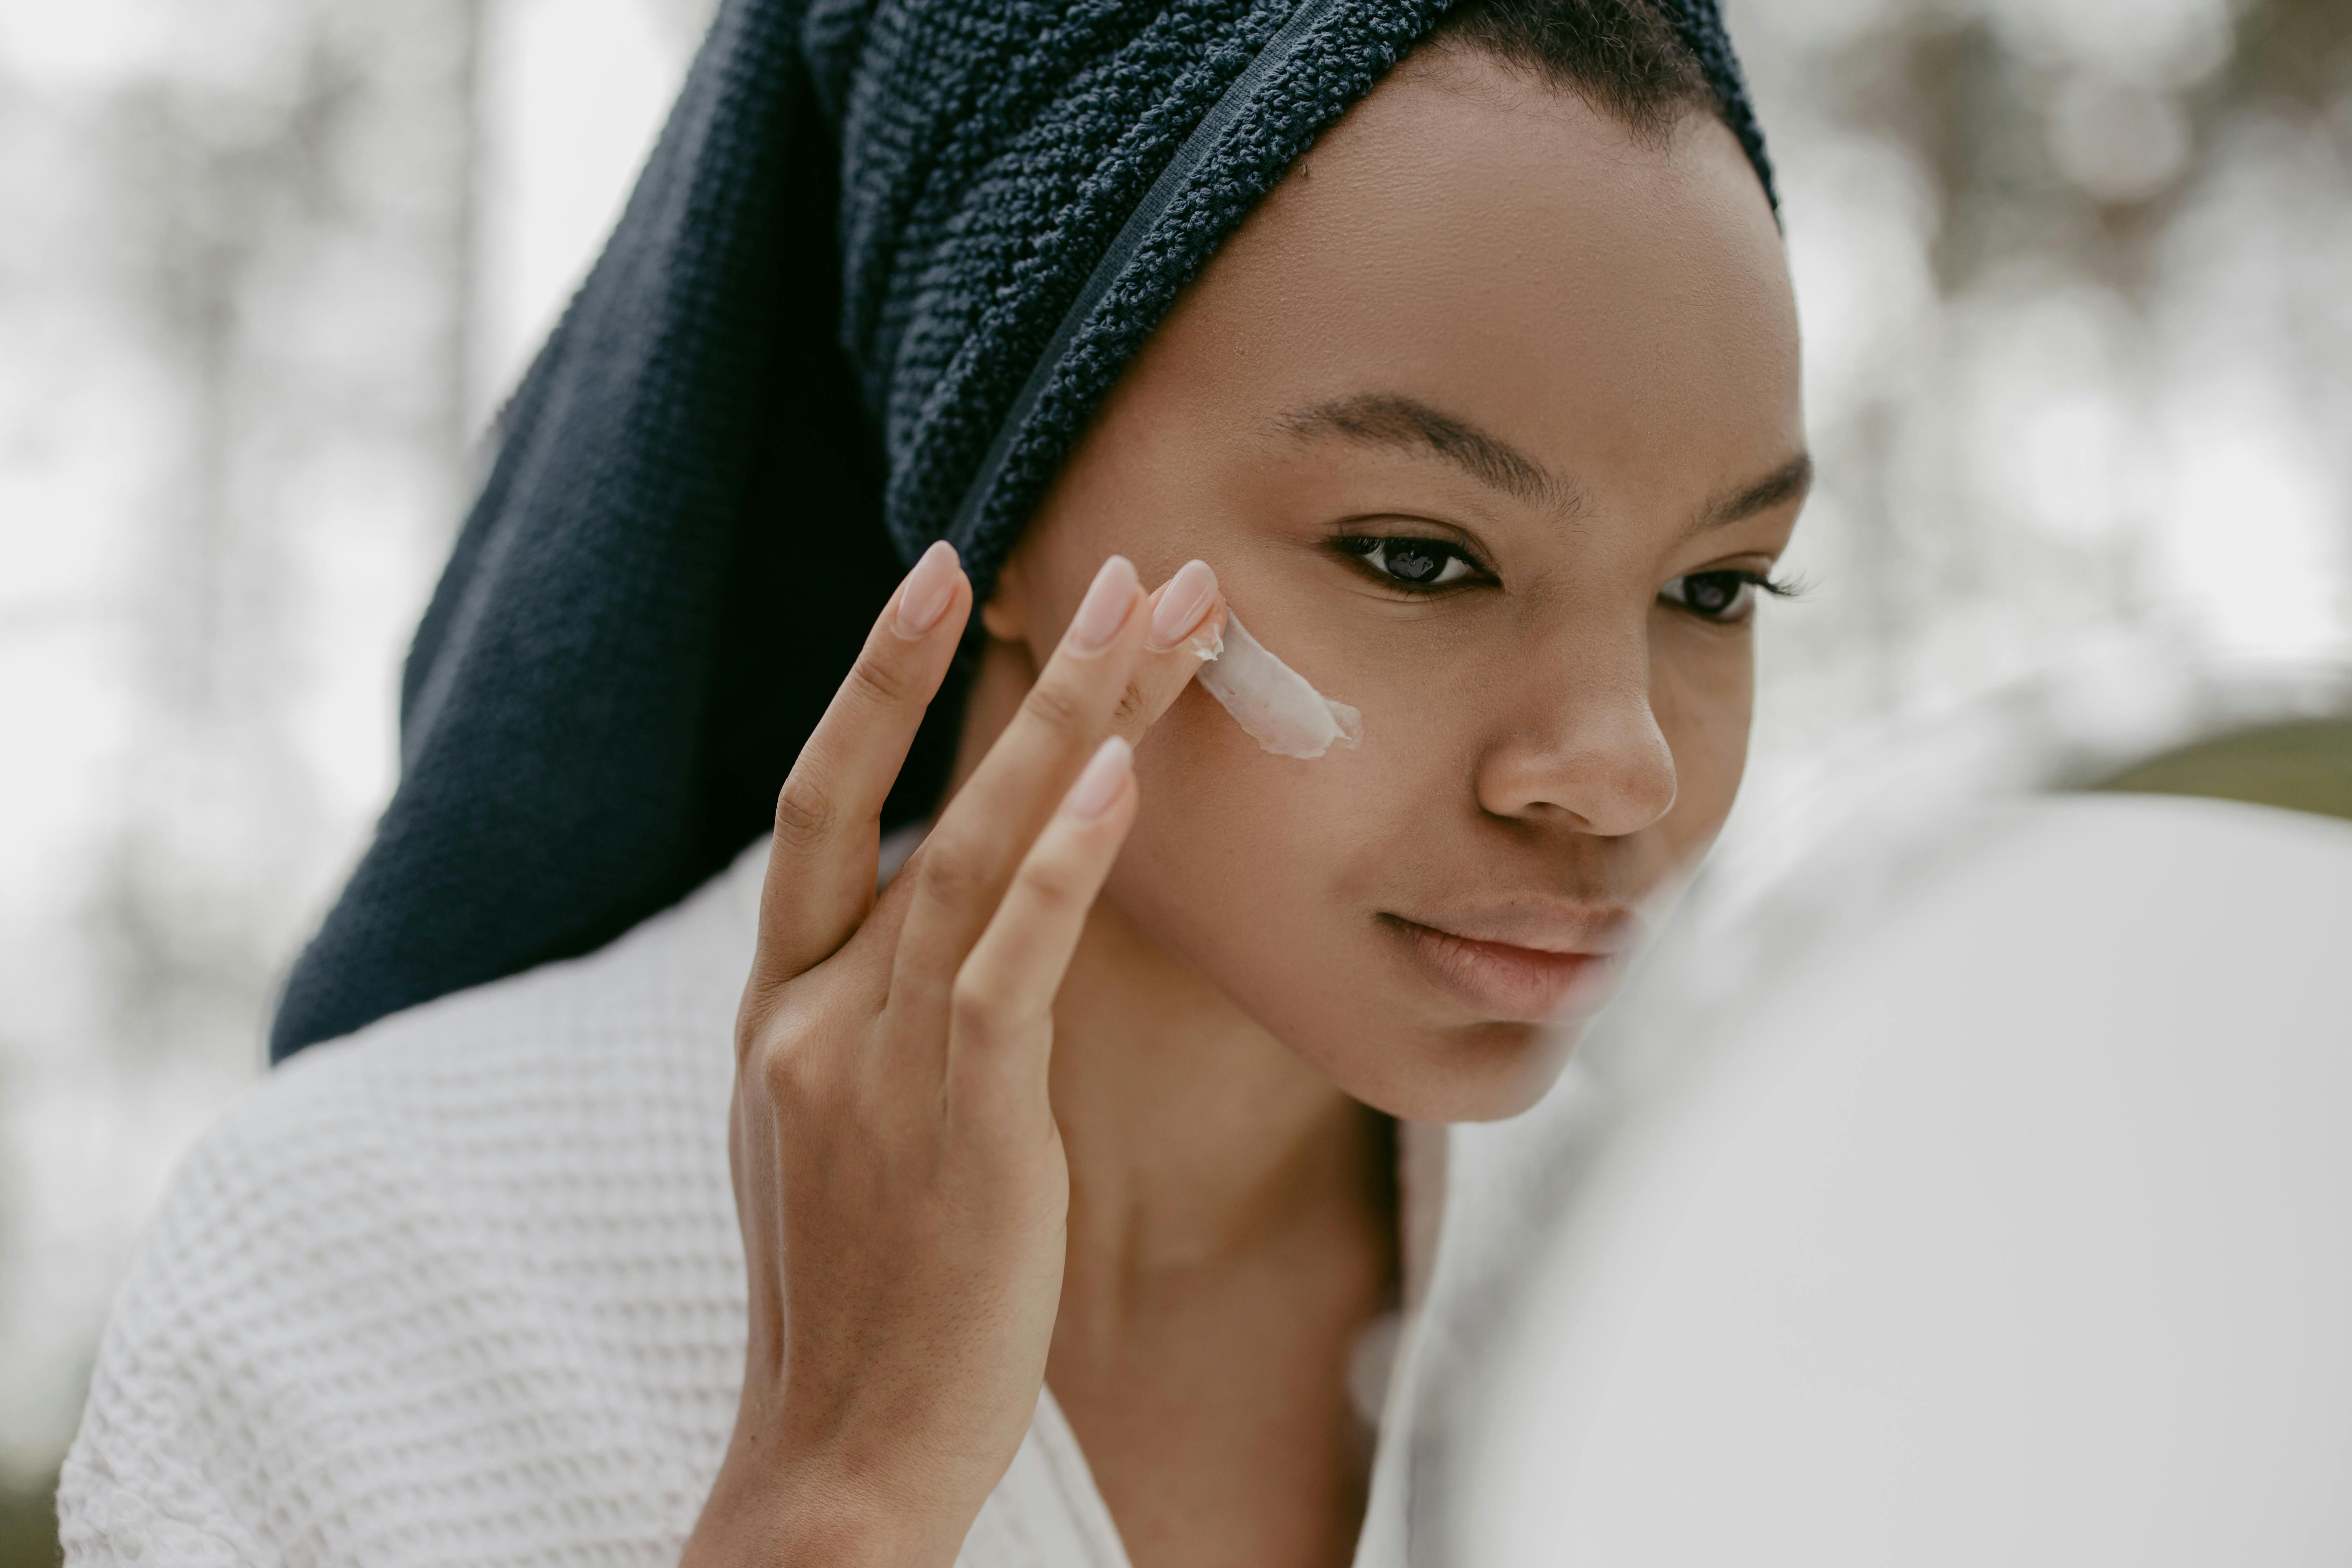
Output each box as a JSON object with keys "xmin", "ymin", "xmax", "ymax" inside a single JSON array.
[
  {"xmin": 1110, "ymin": 557, "xmax": 1227, "ymax": 744},
  {"xmin": 748, "ymin": 540, "xmax": 969, "ymax": 1000}
]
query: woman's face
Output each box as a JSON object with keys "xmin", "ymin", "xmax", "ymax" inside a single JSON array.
[{"xmin": 987, "ymin": 48, "xmax": 1805, "ymax": 1122}]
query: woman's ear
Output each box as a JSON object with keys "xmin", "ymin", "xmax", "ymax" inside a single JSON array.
[{"xmin": 979, "ymin": 553, "xmax": 1030, "ymax": 643}]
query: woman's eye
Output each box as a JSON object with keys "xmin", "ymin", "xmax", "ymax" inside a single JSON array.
[
  {"xmin": 1660, "ymin": 569, "xmax": 1768, "ymax": 623},
  {"xmin": 1343, "ymin": 537, "xmax": 1478, "ymax": 590}
]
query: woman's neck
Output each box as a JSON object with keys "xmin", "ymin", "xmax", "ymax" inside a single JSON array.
[{"xmin": 1049, "ymin": 901, "xmax": 1391, "ymax": 1308}]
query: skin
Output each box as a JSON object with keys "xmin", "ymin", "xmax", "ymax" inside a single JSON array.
[{"xmin": 684, "ymin": 42, "xmax": 1804, "ymax": 1568}]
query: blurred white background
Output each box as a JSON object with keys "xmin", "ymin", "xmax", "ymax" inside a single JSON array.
[{"xmin": 0, "ymin": 0, "xmax": 2346, "ymax": 1511}]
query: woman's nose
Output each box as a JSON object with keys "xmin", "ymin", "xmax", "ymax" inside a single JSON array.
[{"xmin": 1472, "ymin": 648, "xmax": 1678, "ymax": 837}]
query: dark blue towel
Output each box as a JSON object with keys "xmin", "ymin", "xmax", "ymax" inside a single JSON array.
[{"xmin": 271, "ymin": 0, "xmax": 1773, "ymax": 1061}]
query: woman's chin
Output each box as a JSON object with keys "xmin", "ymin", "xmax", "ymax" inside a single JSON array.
[{"xmin": 1316, "ymin": 1013, "xmax": 1589, "ymax": 1125}]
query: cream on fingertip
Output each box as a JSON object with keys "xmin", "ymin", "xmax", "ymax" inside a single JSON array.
[
  {"xmin": 1065, "ymin": 736, "xmax": 1133, "ymax": 821},
  {"xmin": 1147, "ymin": 560, "xmax": 1220, "ymax": 651}
]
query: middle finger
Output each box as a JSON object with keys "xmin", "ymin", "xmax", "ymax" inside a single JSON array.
[{"xmin": 882, "ymin": 554, "xmax": 1150, "ymax": 1037}]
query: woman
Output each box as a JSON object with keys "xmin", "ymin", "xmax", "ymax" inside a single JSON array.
[{"xmin": 63, "ymin": 0, "xmax": 1802, "ymax": 1563}]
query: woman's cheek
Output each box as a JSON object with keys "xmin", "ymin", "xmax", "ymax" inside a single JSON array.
[
  {"xmin": 1107, "ymin": 682, "xmax": 1382, "ymax": 1020},
  {"xmin": 1107, "ymin": 665, "xmax": 1589, "ymax": 1120},
  {"xmin": 1116, "ymin": 681, "xmax": 1343, "ymax": 926}
]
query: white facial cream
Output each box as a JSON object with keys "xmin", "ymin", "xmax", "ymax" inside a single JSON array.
[{"xmin": 1194, "ymin": 612, "xmax": 1363, "ymax": 760}]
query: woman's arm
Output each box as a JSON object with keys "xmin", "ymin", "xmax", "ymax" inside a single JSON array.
[{"xmin": 681, "ymin": 544, "xmax": 1224, "ymax": 1567}]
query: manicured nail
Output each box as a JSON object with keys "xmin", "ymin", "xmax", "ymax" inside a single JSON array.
[
  {"xmin": 1064, "ymin": 735, "xmax": 1133, "ymax": 821},
  {"xmin": 1068, "ymin": 555, "xmax": 1139, "ymax": 654},
  {"xmin": 1146, "ymin": 559, "xmax": 1219, "ymax": 652},
  {"xmin": 893, "ymin": 540, "xmax": 960, "ymax": 638}
]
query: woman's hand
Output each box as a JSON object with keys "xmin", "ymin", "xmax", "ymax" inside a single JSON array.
[{"xmin": 682, "ymin": 545, "xmax": 1226, "ymax": 1567}]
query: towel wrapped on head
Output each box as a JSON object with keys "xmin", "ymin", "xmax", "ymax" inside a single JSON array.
[{"xmin": 271, "ymin": 0, "xmax": 1774, "ymax": 1061}]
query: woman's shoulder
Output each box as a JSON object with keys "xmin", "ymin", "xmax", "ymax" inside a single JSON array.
[
  {"xmin": 58, "ymin": 840, "xmax": 774, "ymax": 1567},
  {"xmin": 253, "ymin": 832, "xmax": 767, "ymax": 1174}
]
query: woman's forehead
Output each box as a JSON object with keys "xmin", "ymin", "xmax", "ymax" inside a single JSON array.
[{"xmin": 1120, "ymin": 57, "xmax": 1801, "ymax": 527}]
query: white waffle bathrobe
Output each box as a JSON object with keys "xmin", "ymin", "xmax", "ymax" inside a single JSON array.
[{"xmin": 58, "ymin": 837, "xmax": 1487, "ymax": 1568}]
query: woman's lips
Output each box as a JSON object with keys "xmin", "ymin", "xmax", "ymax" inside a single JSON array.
[{"xmin": 1382, "ymin": 910, "xmax": 1631, "ymax": 1024}]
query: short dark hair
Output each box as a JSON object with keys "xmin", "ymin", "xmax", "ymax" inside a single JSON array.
[{"xmin": 1430, "ymin": 0, "xmax": 1738, "ymax": 151}]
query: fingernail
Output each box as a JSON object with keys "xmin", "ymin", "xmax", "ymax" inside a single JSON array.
[
  {"xmin": 893, "ymin": 540, "xmax": 961, "ymax": 638},
  {"xmin": 1068, "ymin": 556, "xmax": 1139, "ymax": 654},
  {"xmin": 1065, "ymin": 735, "xmax": 1133, "ymax": 821},
  {"xmin": 1146, "ymin": 560, "xmax": 1219, "ymax": 652}
]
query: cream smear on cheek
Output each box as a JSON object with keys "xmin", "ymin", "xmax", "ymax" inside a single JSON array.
[{"xmin": 1191, "ymin": 612, "xmax": 1362, "ymax": 760}]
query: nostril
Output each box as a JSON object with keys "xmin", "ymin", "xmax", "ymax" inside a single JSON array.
[{"xmin": 1474, "ymin": 713, "xmax": 1678, "ymax": 836}]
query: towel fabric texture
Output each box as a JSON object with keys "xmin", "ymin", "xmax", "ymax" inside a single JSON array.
[{"xmin": 270, "ymin": 0, "xmax": 1774, "ymax": 1061}]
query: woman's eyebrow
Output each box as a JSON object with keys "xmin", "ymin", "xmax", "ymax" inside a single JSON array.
[
  {"xmin": 1278, "ymin": 394, "xmax": 1574, "ymax": 512},
  {"xmin": 1280, "ymin": 396, "xmax": 1809, "ymax": 535},
  {"xmin": 1687, "ymin": 452, "xmax": 1813, "ymax": 537}
]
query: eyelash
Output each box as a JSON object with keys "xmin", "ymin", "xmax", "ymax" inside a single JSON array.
[
  {"xmin": 1332, "ymin": 534, "xmax": 1488, "ymax": 594},
  {"xmin": 1658, "ymin": 568, "xmax": 1801, "ymax": 624},
  {"xmin": 1337, "ymin": 533, "xmax": 1799, "ymax": 623}
]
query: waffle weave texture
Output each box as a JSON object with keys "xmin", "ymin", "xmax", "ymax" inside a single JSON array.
[
  {"xmin": 61, "ymin": 847, "xmax": 1146, "ymax": 1567},
  {"xmin": 62, "ymin": 840, "xmax": 1517, "ymax": 1566}
]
